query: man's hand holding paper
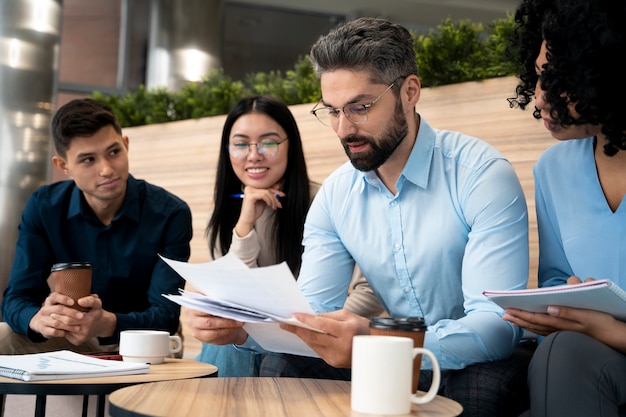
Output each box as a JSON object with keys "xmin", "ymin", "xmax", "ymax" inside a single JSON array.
[{"xmin": 160, "ymin": 253, "xmax": 322, "ymax": 357}]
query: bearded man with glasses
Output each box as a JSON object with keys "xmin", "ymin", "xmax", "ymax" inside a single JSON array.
[{"xmin": 260, "ymin": 17, "xmax": 534, "ymax": 417}]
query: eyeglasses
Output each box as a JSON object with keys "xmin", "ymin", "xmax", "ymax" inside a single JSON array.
[
  {"xmin": 228, "ymin": 137, "xmax": 288, "ymax": 159},
  {"xmin": 310, "ymin": 76, "xmax": 405, "ymax": 127}
]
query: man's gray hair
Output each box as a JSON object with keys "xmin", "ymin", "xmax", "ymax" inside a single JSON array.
[{"xmin": 309, "ymin": 17, "xmax": 418, "ymax": 86}]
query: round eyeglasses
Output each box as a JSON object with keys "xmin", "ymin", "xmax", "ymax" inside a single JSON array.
[
  {"xmin": 228, "ymin": 137, "xmax": 288, "ymax": 159},
  {"xmin": 310, "ymin": 76, "xmax": 405, "ymax": 127}
]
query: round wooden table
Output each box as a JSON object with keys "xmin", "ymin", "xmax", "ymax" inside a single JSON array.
[
  {"xmin": 0, "ymin": 358, "xmax": 217, "ymax": 417},
  {"xmin": 108, "ymin": 377, "xmax": 463, "ymax": 417}
]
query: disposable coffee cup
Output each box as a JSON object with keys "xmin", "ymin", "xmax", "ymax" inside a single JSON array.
[
  {"xmin": 47, "ymin": 262, "xmax": 93, "ymax": 312},
  {"xmin": 369, "ymin": 317, "xmax": 427, "ymax": 393}
]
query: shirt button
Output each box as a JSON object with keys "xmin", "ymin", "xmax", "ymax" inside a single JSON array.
[{"xmin": 394, "ymin": 243, "xmax": 401, "ymax": 251}]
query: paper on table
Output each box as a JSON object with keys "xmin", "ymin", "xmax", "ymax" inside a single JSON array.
[
  {"xmin": 160, "ymin": 253, "xmax": 322, "ymax": 357},
  {"xmin": 0, "ymin": 350, "xmax": 150, "ymax": 381}
]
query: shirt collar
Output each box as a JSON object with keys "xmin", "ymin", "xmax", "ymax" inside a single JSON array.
[
  {"xmin": 66, "ymin": 174, "xmax": 140, "ymax": 223},
  {"xmin": 359, "ymin": 114, "xmax": 435, "ymax": 193},
  {"xmin": 402, "ymin": 115, "xmax": 435, "ymax": 189}
]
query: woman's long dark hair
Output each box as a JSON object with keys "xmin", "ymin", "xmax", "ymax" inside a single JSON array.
[{"xmin": 206, "ymin": 95, "xmax": 311, "ymax": 275}]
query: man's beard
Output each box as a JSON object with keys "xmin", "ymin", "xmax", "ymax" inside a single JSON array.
[{"xmin": 341, "ymin": 107, "xmax": 408, "ymax": 172}]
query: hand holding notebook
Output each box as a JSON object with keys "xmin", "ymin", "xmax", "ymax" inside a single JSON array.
[{"xmin": 483, "ymin": 279, "xmax": 626, "ymax": 320}]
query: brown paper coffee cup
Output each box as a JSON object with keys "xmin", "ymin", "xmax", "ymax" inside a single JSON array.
[
  {"xmin": 369, "ymin": 317, "xmax": 427, "ymax": 393},
  {"xmin": 47, "ymin": 262, "xmax": 93, "ymax": 312}
]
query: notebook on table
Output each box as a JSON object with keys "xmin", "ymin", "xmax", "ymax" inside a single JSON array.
[{"xmin": 0, "ymin": 350, "xmax": 150, "ymax": 381}]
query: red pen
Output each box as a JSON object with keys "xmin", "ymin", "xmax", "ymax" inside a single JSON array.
[{"xmin": 84, "ymin": 351, "xmax": 124, "ymax": 361}]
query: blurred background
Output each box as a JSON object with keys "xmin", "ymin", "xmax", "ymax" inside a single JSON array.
[{"xmin": 0, "ymin": 0, "xmax": 517, "ymax": 314}]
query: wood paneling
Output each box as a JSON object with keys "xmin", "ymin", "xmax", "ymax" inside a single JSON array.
[
  {"xmin": 58, "ymin": 0, "xmax": 121, "ymax": 87},
  {"xmin": 125, "ymin": 76, "xmax": 551, "ymax": 290}
]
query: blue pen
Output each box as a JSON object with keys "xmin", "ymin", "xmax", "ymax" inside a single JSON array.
[{"xmin": 229, "ymin": 193, "xmax": 283, "ymax": 198}]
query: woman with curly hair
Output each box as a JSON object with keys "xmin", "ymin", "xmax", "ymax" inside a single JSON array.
[{"xmin": 505, "ymin": 0, "xmax": 626, "ymax": 415}]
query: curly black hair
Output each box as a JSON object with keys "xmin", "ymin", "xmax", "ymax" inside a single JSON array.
[{"xmin": 508, "ymin": 0, "xmax": 626, "ymax": 156}]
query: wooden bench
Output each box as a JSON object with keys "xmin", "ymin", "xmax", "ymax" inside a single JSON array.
[{"xmin": 122, "ymin": 75, "xmax": 553, "ymax": 357}]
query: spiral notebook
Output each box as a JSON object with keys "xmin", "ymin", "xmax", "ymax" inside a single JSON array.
[
  {"xmin": 0, "ymin": 350, "xmax": 150, "ymax": 381},
  {"xmin": 483, "ymin": 279, "xmax": 626, "ymax": 320}
]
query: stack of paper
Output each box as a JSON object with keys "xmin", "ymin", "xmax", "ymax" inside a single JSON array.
[{"xmin": 160, "ymin": 253, "xmax": 321, "ymax": 357}]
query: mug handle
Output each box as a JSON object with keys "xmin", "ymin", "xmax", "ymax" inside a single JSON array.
[
  {"xmin": 410, "ymin": 347, "xmax": 440, "ymax": 405},
  {"xmin": 169, "ymin": 335, "xmax": 183, "ymax": 354}
]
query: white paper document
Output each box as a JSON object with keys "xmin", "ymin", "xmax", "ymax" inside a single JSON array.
[{"xmin": 160, "ymin": 253, "xmax": 321, "ymax": 357}]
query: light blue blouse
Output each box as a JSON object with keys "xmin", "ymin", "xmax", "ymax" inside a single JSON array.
[
  {"xmin": 534, "ymin": 138, "xmax": 626, "ymax": 288},
  {"xmin": 298, "ymin": 116, "xmax": 529, "ymax": 370}
]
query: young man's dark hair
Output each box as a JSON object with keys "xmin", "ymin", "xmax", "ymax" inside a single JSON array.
[{"xmin": 51, "ymin": 98, "xmax": 122, "ymax": 158}]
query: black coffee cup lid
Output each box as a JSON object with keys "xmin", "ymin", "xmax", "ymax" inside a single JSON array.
[
  {"xmin": 51, "ymin": 262, "xmax": 93, "ymax": 272},
  {"xmin": 369, "ymin": 317, "xmax": 427, "ymax": 331}
]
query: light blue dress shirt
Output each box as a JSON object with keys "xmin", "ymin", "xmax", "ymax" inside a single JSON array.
[
  {"xmin": 534, "ymin": 137, "xmax": 626, "ymax": 289},
  {"xmin": 298, "ymin": 116, "xmax": 529, "ymax": 370}
]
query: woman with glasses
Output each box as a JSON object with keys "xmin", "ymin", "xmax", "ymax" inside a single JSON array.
[{"xmin": 184, "ymin": 95, "xmax": 383, "ymax": 377}]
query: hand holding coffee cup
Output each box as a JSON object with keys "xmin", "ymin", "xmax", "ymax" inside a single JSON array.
[
  {"xmin": 351, "ymin": 335, "xmax": 441, "ymax": 415},
  {"xmin": 119, "ymin": 330, "xmax": 183, "ymax": 364},
  {"xmin": 46, "ymin": 262, "xmax": 93, "ymax": 312}
]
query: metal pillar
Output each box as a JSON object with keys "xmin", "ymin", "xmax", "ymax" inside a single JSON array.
[
  {"xmin": 147, "ymin": 0, "xmax": 223, "ymax": 91},
  {"xmin": 0, "ymin": 0, "xmax": 62, "ymax": 316}
]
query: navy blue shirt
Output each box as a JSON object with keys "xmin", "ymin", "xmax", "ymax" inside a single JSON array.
[{"xmin": 2, "ymin": 175, "xmax": 192, "ymax": 345}]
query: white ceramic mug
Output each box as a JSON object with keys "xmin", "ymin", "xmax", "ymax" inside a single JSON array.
[
  {"xmin": 351, "ymin": 335, "xmax": 441, "ymax": 415},
  {"xmin": 119, "ymin": 330, "xmax": 182, "ymax": 364}
]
